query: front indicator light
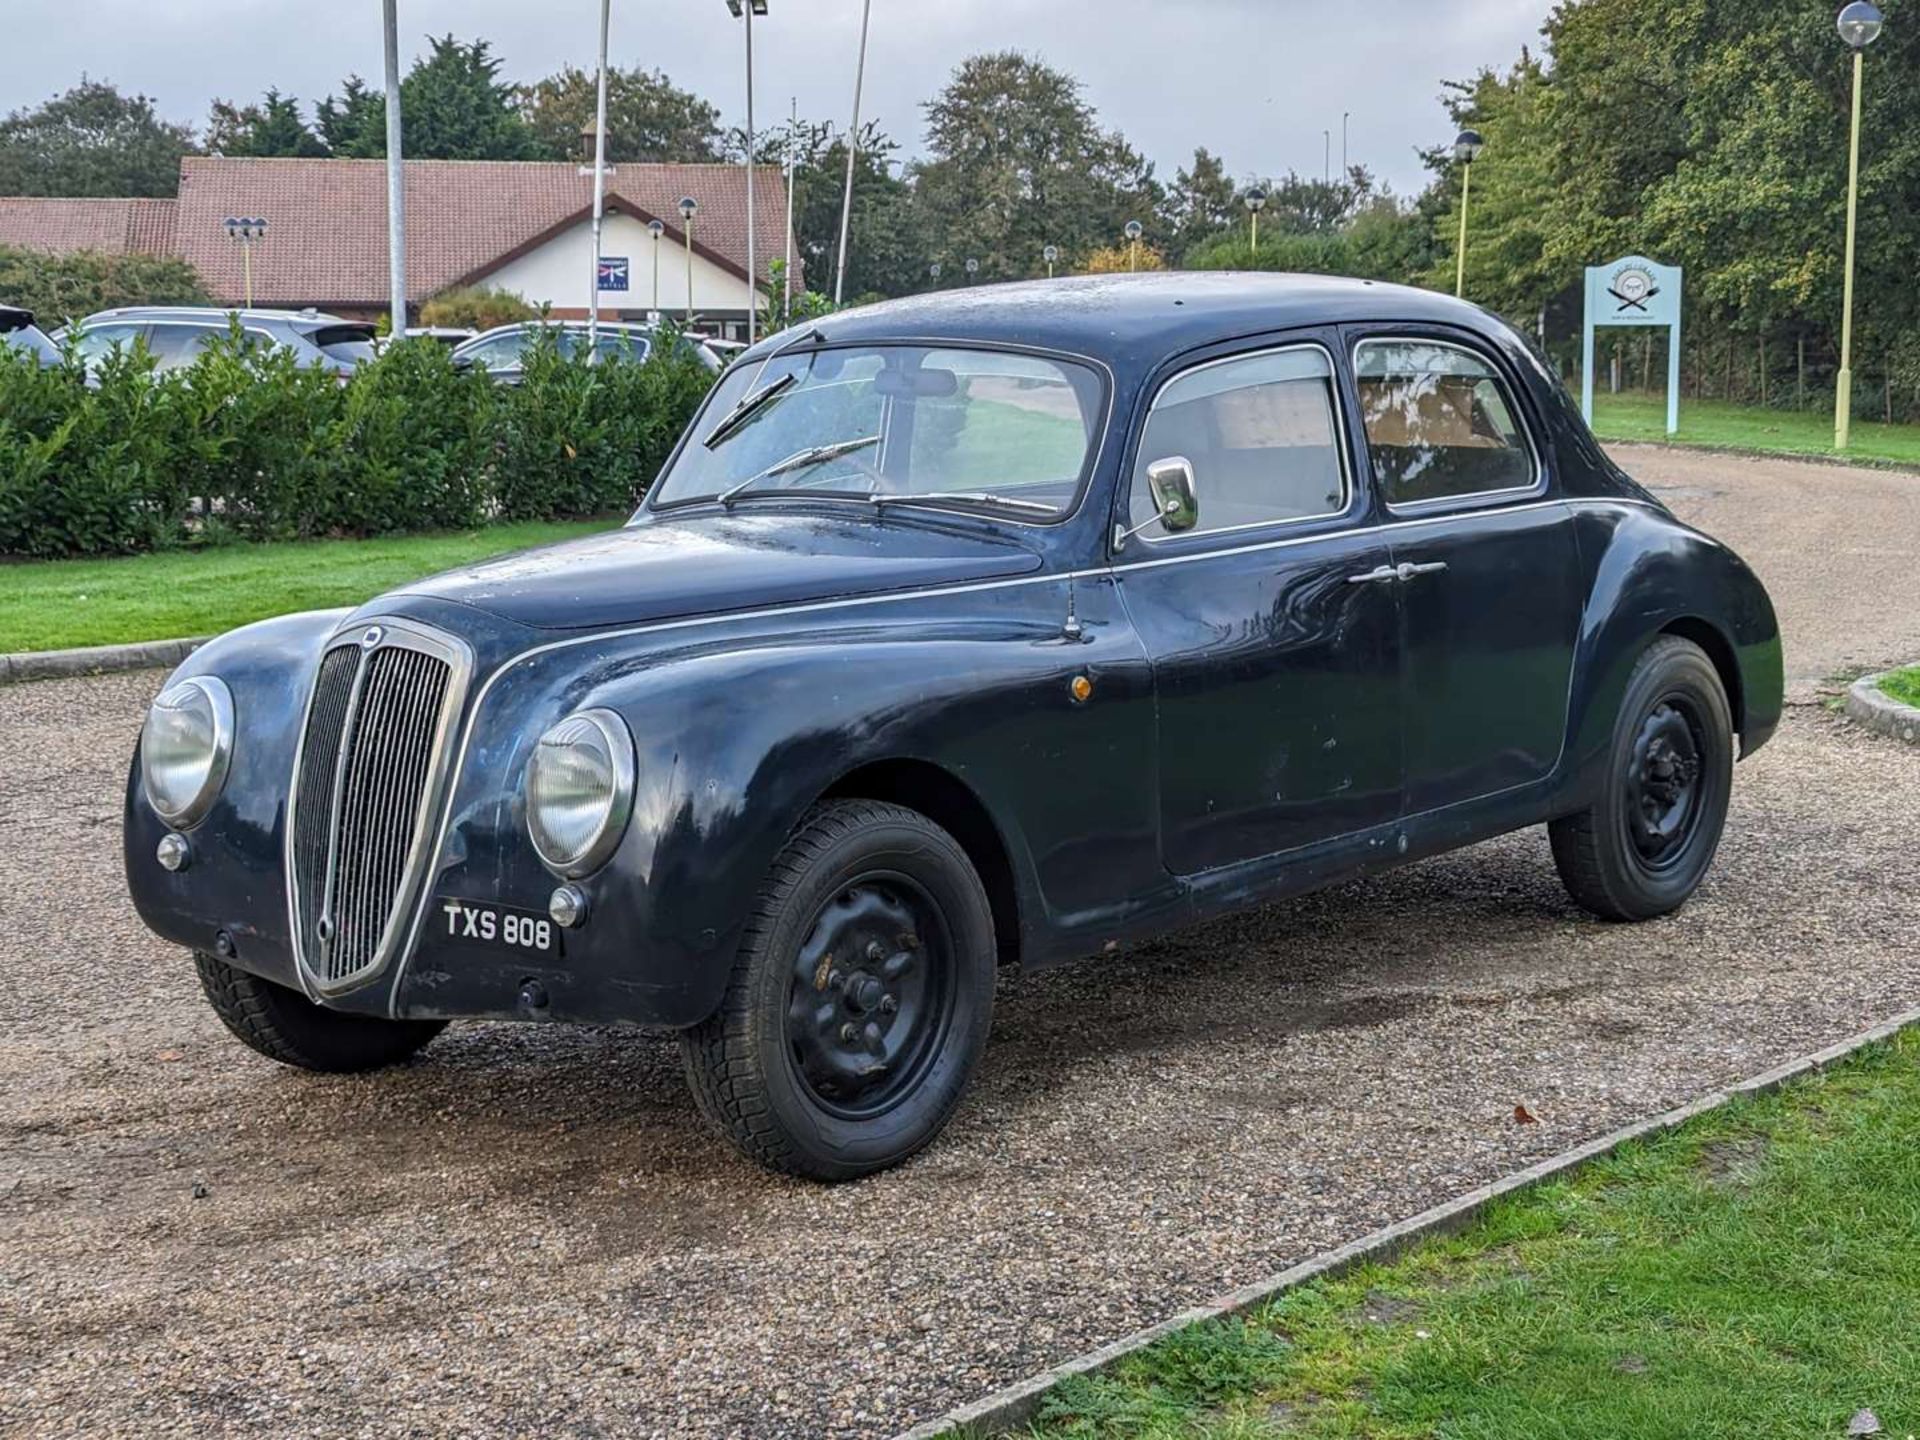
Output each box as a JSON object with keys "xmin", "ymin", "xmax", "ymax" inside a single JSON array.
[
  {"xmin": 156, "ymin": 832, "xmax": 191, "ymax": 871},
  {"xmin": 548, "ymin": 885, "xmax": 589, "ymax": 929}
]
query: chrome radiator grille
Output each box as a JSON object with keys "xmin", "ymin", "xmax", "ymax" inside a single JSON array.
[{"xmin": 288, "ymin": 623, "xmax": 465, "ymax": 992}]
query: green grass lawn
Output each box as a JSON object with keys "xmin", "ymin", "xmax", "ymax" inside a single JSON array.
[
  {"xmin": 1880, "ymin": 665, "xmax": 1920, "ymax": 709},
  {"xmin": 1009, "ymin": 1029, "xmax": 1920, "ymax": 1440},
  {"xmin": 1589, "ymin": 390, "xmax": 1920, "ymax": 467},
  {"xmin": 0, "ymin": 518, "xmax": 616, "ymax": 653}
]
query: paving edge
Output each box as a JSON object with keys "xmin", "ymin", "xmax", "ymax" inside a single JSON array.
[
  {"xmin": 895, "ymin": 1003, "xmax": 1920, "ymax": 1440},
  {"xmin": 1846, "ymin": 671, "xmax": 1920, "ymax": 745},
  {"xmin": 0, "ymin": 636, "xmax": 207, "ymax": 686}
]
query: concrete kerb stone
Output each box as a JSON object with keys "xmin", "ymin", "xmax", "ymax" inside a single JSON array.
[
  {"xmin": 0, "ymin": 637, "xmax": 207, "ymax": 687},
  {"xmin": 1847, "ymin": 671, "xmax": 1920, "ymax": 745},
  {"xmin": 895, "ymin": 1004, "xmax": 1920, "ymax": 1440}
]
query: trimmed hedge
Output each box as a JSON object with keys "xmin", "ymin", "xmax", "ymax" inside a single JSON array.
[{"xmin": 0, "ymin": 324, "xmax": 715, "ymax": 558}]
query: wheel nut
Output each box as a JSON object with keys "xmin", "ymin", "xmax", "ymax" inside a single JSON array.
[
  {"xmin": 879, "ymin": 995, "xmax": 898, "ymax": 1015},
  {"xmin": 866, "ymin": 941, "xmax": 886, "ymax": 962},
  {"xmin": 840, "ymin": 1024, "xmax": 859, "ymax": 1044}
]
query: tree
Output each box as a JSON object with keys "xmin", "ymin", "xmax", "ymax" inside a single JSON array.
[
  {"xmin": 1164, "ymin": 148, "xmax": 1239, "ymax": 260},
  {"xmin": 207, "ymin": 89, "xmax": 327, "ymax": 158},
  {"xmin": 316, "ymin": 77, "xmax": 385, "ymax": 157},
  {"xmin": 418, "ymin": 285, "xmax": 537, "ymax": 331},
  {"xmin": 0, "ymin": 245, "xmax": 206, "ymax": 323},
  {"xmin": 319, "ymin": 37, "xmax": 539, "ymax": 160},
  {"xmin": 742, "ymin": 116, "xmax": 925, "ymax": 300},
  {"xmin": 911, "ymin": 52, "xmax": 1162, "ymax": 283},
  {"xmin": 0, "ymin": 80, "xmax": 196, "ymax": 197},
  {"xmin": 519, "ymin": 65, "xmax": 722, "ymax": 163}
]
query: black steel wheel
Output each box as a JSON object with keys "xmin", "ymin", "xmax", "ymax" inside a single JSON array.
[
  {"xmin": 1551, "ymin": 635, "xmax": 1734, "ymax": 921},
  {"xmin": 680, "ymin": 800, "xmax": 996, "ymax": 1181},
  {"xmin": 195, "ymin": 951, "xmax": 445, "ymax": 1072}
]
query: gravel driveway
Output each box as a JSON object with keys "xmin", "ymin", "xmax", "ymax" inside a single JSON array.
[{"xmin": 3, "ymin": 447, "xmax": 1916, "ymax": 1439}]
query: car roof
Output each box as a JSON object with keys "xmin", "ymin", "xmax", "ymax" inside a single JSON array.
[
  {"xmin": 77, "ymin": 305, "xmax": 367, "ymax": 330},
  {"xmin": 736, "ymin": 272, "xmax": 1502, "ymax": 368}
]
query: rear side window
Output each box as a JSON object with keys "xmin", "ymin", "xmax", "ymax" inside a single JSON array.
[
  {"xmin": 143, "ymin": 324, "xmax": 215, "ymax": 369},
  {"xmin": 1129, "ymin": 346, "xmax": 1347, "ymax": 537},
  {"xmin": 309, "ymin": 326, "xmax": 377, "ymax": 364},
  {"xmin": 1354, "ymin": 340, "xmax": 1535, "ymax": 507}
]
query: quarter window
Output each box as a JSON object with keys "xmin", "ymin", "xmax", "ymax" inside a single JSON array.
[
  {"xmin": 1354, "ymin": 340, "xmax": 1535, "ymax": 506},
  {"xmin": 1129, "ymin": 347, "xmax": 1347, "ymax": 537}
]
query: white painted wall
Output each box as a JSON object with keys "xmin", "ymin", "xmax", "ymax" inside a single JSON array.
[{"xmin": 482, "ymin": 210, "xmax": 764, "ymax": 320}]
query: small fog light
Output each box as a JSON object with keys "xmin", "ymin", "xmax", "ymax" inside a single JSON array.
[
  {"xmin": 156, "ymin": 832, "xmax": 191, "ymax": 872},
  {"xmin": 548, "ymin": 884, "xmax": 589, "ymax": 929}
]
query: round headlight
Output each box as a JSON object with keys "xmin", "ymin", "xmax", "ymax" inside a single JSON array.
[
  {"xmin": 139, "ymin": 676, "xmax": 234, "ymax": 828},
  {"xmin": 525, "ymin": 708, "xmax": 635, "ymax": 878}
]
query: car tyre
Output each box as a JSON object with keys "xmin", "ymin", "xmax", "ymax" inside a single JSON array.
[
  {"xmin": 680, "ymin": 800, "xmax": 997, "ymax": 1181},
  {"xmin": 195, "ymin": 951, "xmax": 446, "ymax": 1072},
  {"xmin": 1551, "ymin": 635, "xmax": 1734, "ymax": 922}
]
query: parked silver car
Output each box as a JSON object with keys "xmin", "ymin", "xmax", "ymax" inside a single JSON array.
[
  {"xmin": 58, "ymin": 306, "xmax": 378, "ymax": 375},
  {"xmin": 449, "ymin": 320, "xmax": 722, "ymax": 383}
]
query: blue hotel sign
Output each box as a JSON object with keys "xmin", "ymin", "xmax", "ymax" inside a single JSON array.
[
  {"xmin": 598, "ymin": 256, "xmax": 630, "ymax": 292},
  {"xmin": 1582, "ymin": 254, "xmax": 1683, "ymax": 435}
]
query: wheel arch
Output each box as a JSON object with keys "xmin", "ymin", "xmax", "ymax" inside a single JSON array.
[
  {"xmin": 1658, "ymin": 615, "xmax": 1745, "ymax": 738},
  {"xmin": 818, "ymin": 758, "xmax": 1024, "ymax": 967}
]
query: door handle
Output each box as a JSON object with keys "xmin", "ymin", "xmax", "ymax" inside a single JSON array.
[
  {"xmin": 1346, "ymin": 565, "xmax": 1398, "ymax": 585},
  {"xmin": 1396, "ymin": 561, "xmax": 1448, "ymax": 580}
]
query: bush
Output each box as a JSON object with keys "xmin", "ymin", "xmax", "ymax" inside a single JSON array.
[
  {"xmin": 0, "ymin": 322, "xmax": 715, "ymax": 558},
  {"xmin": 417, "ymin": 285, "xmax": 537, "ymax": 332},
  {"xmin": 0, "ymin": 246, "xmax": 207, "ymax": 327}
]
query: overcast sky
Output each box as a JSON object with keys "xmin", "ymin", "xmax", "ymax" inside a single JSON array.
[{"xmin": 6, "ymin": 1, "xmax": 1550, "ymax": 196}]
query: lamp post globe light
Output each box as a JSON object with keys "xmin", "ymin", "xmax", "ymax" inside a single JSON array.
[
  {"xmin": 1244, "ymin": 186, "xmax": 1268, "ymax": 262},
  {"xmin": 929, "ymin": 261, "xmax": 942, "ymax": 284},
  {"xmin": 1452, "ymin": 127, "xmax": 1484, "ymax": 299},
  {"xmin": 1124, "ymin": 219, "xmax": 1144, "ymax": 273},
  {"xmin": 679, "ymin": 196, "xmax": 699, "ymax": 326},
  {"xmin": 965, "ymin": 257, "xmax": 980, "ymax": 284},
  {"xmin": 1043, "ymin": 243, "xmax": 1059, "ymax": 279},
  {"xmin": 222, "ymin": 216, "xmax": 267, "ymax": 307},
  {"xmin": 1834, "ymin": 1, "xmax": 1884, "ymax": 450}
]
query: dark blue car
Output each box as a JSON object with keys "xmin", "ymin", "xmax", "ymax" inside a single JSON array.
[{"xmin": 125, "ymin": 275, "xmax": 1783, "ymax": 1179}]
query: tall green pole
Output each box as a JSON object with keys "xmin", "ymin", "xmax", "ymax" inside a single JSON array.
[
  {"xmin": 1836, "ymin": 48, "xmax": 1865, "ymax": 450},
  {"xmin": 1455, "ymin": 161, "xmax": 1472, "ymax": 299}
]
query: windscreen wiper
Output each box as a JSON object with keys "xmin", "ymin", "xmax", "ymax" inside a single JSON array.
[
  {"xmin": 703, "ymin": 370, "xmax": 798, "ymax": 450},
  {"xmin": 718, "ymin": 435, "xmax": 881, "ymax": 507}
]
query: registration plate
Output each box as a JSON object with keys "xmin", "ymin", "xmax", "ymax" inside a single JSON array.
[{"xmin": 435, "ymin": 898, "xmax": 561, "ymax": 956}]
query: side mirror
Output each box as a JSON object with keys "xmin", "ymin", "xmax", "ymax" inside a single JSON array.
[{"xmin": 1145, "ymin": 456, "xmax": 1200, "ymax": 533}]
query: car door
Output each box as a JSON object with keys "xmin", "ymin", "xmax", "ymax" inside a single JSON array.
[
  {"xmin": 1349, "ymin": 332, "xmax": 1582, "ymax": 816},
  {"xmin": 71, "ymin": 321, "xmax": 146, "ymax": 369},
  {"xmin": 1112, "ymin": 339, "xmax": 1403, "ymax": 877}
]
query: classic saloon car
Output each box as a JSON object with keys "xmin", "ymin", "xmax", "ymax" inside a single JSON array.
[{"xmin": 125, "ymin": 274, "xmax": 1782, "ymax": 1180}]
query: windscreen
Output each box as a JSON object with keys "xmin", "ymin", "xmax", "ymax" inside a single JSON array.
[{"xmin": 651, "ymin": 344, "xmax": 1104, "ymax": 520}]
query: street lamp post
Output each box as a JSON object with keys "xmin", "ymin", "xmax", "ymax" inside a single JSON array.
[
  {"xmin": 834, "ymin": 0, "xmax": 874, "ymax": 305},
  {"xmin": 929, "ymin": 262, "xmax": 943, "ymax": 288},
  {"xmin": 724, "ymin": 0, "xmax": 768, "ymax": 345},
  {"xmin": 1124, "ymin": 220, "xmax": 1144, "ymax": 273},
  {"xmin": 679, "ymin": 196, "xmax": 699, "ymax": 327},
  {"xmin": 648, "ymin": 218, "xmax": 665, "ymax": 313},
  {"xmin": 1452, "ymin": 128, "xmax": 1484, "ymax": 299},
  {"xmin": 222, "ymin": 217, "xmax": 268, "ymax": 307},
  {"xmin": 1043, "ymin": 244, "xmax": 1059, "ymax": 279},
  {"xmin": 381, "ymin": 0, "xmax": 405, "ymax": 335},
  {"xmin": 1835, "ymin": 1, "xmax": 1884, "ymax": 451},
  {"xmin": 1244, "ymin": 187, "xmax": 1268, "ymax": 264},
  {"xmin": 587, "ymin": 0, "xmax": 611, "ymax": 350},
  {"xmin": 964, "ymin": 258, "xmax": 980, "ymax": 285}
]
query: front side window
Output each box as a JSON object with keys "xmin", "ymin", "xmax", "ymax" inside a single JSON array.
[
  {"xmin": 1354, "ymin": 340, "xmax": 1535, "ymax": 507},
  {"xmin": 1128, "ymin": 346, "xmax": 1347, "ymax": 538},
  {"xmin": 651, "ymin": 344, "xmax": 1104, "ymax": 521}
]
